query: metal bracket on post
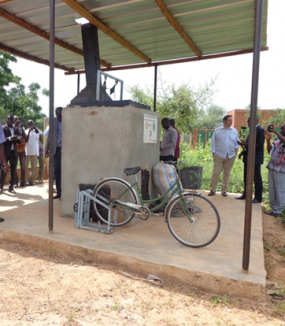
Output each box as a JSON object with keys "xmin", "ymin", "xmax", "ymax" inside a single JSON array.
[
  {"xmin": 75, "ymin": 189, "xmax": 116, "ymax": 234},
  {"xmin": 96, "ymin": 70, "xmax": 124, "ymax": 101}
]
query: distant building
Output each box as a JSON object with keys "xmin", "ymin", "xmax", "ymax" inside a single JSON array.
[
  {"xmin": 227, "ymin": 109, "xmax": 275, "ymax": 131},
  {"xmin": 192, "ymin": 109, "xmax": 281, "ymax": 148}
]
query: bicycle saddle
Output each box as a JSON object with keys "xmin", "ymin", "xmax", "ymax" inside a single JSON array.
[{"xmin": 124, "ymin": 167, "xmax": 142, "ymax": 176}]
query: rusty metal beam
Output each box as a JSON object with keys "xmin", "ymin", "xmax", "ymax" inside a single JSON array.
[
  {"xmin": 0, "ymin": 7, "xmax": 111, "ymax": 68},
  {"xmin": 0, "ymin": 42, "xmax": 73, "ymax": 72},
  {"xmin": 0, "ymin": 0, "xmax": 15, "ymax": 4},
  {"xmin": 242, "ymin": 0, "xmax": 264, "ymax": 273},
  {"xmin": 65, "ymin": 47, "xmax": 268, "ymax": 75},
  {"xmin": 61, "ymin": 0, "xmax": 151, "ymax": 64},
  {"xmin": 155, "ymin": 0, "xmax": 202, "ymax": 57}
]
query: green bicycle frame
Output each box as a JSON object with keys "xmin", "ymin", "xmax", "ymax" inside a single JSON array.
[{"xmin": 113, "ymin": 173, "xmax": 192, "ymax": 219}]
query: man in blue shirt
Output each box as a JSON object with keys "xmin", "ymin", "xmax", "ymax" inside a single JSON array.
[{"xmin": 208, "ymin": 115, "xmax": 239, "ymax": 197}]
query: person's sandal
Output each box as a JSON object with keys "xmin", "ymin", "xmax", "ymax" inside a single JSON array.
[
  {"xmin": 208, "ymin": 191, "xmax": 215, "ymax": 196},
  {"xmin": 0, "ymin": 218, "xmax": 5, "ymax": 222}
]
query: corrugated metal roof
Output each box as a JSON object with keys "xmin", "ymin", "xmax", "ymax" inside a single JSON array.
[{"xmin": 0, "ymin": 0, "xmax": 268, "ymax": 71}]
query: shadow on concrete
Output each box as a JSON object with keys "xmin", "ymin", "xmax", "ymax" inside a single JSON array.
[
  {"xmin": 0, "ymin": 199, "xmax": 25, "ymax": 207},
  {"xmin": 2, "ymin": 192, "xmax": 44, "ymax": 201}
]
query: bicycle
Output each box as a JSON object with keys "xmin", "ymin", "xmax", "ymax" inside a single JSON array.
[{"xmin": 92, "ymin": 162, "xmax": 221, "ymax": 248}]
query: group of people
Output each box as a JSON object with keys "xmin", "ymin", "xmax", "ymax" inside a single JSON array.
[
  {"xmin": 0, "ymin": 106, "xmax": 62, "ymax": 202},
  {"xmin": 0, "ymin": 114, "xmax": 44, "ymax": 194},
  {"xmin": 208, "ymin": 114, "xmax": 285, "ymax": 217}
]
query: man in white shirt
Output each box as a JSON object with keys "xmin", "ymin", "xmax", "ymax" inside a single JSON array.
[
  {"xmin": 208, "ymin": 115, "xmax": 240, "ymax": 197},
  {"xmin": 25, "ymin": 120, "xmax": 42, "ymax": 186}
]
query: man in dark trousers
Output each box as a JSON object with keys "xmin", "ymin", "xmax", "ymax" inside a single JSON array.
[
  {"xmin": 0, "ymin": 121, "xmax": 9, "ymax": 222},
  {"xmin": 235, "ymin": 118, "xmax": 265, "ymax": 203},
  {"xmin": 45, "ymin": 107, "xmax": 62, "ymax": 199},
  {"xmin": 0, "ymin": 114, "xmax": 22, "ymax": 194}
]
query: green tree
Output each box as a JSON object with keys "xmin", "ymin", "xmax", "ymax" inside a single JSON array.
[
  {"xmin": 129, "ymin": 77, "xmax": 221, "ymax": 133},
  {"xmin": 195, "ymin": 104, "xmax": 226, "ymax": 129},
  {"xmin": 269, "ymin": 108, "xmax": 285, "ymax": 126},
  {"xmin": 0, "ymin": 51, "xmax": 47, "ymax": 128}
]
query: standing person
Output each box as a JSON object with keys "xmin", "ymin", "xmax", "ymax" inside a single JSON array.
[
  {"xmin": 45, "ymin": 107, "xmax": 62, "ymax": 199},
  {"xmin": 264, "ymin": 124, "xmax": 285, "ymax": 217},
  {"xmin": 0, "ymin": 114, "xmax": 21, "ymax": 194},
  {"xmin": 236, "ymin": 118, "xmax": 265, "ymax": 203},
  {"xmin": 0, "ymin": 121, "xmax": 9, "ymax": 222},
  {"xmin": 37, "ymin": 136, "xmax": 44, "ymax": 184},
  {"xmin": 208, "ymin": 115, "xmax": 239, "ymax": 197},
  {"xmin": 160, "ymin": 118, "xmax": 177, "ymax": 162},
  {"xmin": 170, "ymin": 119, "xmax": 180, "ymax": 163},
  {"xmin": 25, "ymin": 120, "xmax": 42, "ymax": 186},
  {"xmin": 14, "ymin": 116, "xmax": 27, "ymax": 187}
]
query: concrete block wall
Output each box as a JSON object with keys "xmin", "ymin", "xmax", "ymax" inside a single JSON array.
[{"xmin": 61, "ymin": 105, "xmax": 160, "ymax": 217}]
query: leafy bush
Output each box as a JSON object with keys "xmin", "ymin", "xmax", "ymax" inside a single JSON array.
[{"xmin": 179, "ymin": 141, "xmax": 271, "ymax": 202}]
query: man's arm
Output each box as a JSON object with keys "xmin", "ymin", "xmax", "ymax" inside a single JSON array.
[
  {"xmin": 273, "ymin": 126, "xmax": 285, "ymax": 144},
  {"xmin": 25, "ymin": 131, "xmax": 30, "ymax": 143},
  {"xmin": 211, "ymin": 130, "xmax": 216, "ymax": 157},
  {"xmin": 160, "ymin": 131, "xmax": 176, "ymax": 150},
  {"xmin": 21, "ymin": 126, "xmax": 27, "ymax": 141},
  {"xmin": 264, "ymin": 131, "xmax": 272, "ymax": 154},
  {"xmin": 15, "ymin": 127, "xmax": 22, "ymax": 144},
  {"xmin": 0, "ymin": 144, "xmax": 9, "ymax": 173},
  {"xmin": 45, "ymin": 132, "xmax": 50, "ymax": 158}
]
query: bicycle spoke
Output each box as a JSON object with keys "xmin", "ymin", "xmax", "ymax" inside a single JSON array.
[
  {"xmin": 93, "ymin": 179, "xmax": 137, "ymax": 227},
  {"xmin": 167, "ymin": 194, "xmax": 220, "ymax": 248}
]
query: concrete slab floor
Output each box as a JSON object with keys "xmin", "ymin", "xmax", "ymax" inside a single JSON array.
[{"xmin": 0, "ymin": 183, "xmax": 266, "ymax": 299}]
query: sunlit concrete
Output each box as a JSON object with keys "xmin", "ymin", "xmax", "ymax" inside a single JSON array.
[{"xmin": 0, "ymin": 183, "xmax": 265, "ymax": 299}]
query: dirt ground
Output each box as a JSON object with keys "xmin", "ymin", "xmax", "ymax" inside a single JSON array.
[{"xmin": 0, "ymin": 212, "xmax": 285, "ymax": 326}]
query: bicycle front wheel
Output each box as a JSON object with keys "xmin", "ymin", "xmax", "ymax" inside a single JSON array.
[
  {"xmin": 166, "ymin": 194, "xmax": 220, "ymax": 248},
  {"xmin": 93, "ymin": 178, "xmax": 138, "ymax": 227}
]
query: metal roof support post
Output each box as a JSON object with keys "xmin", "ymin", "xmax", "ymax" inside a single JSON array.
[
  {"xmin": 77, "ymin": 73, "xmax": 80, "ymax": 95},
  {"xmin": 242, "ymin": 0, "xmax": 264, "ymax": 273},
  {"xmin": 153, "ymin": 64, "xmax": 158, "ymax": 112},
  {"xmin": 48, "ymin": 0, "xmax": 55, "ymax": 232}
]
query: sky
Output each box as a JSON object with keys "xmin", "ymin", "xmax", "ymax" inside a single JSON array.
[{"xmin": 9, "ymin": 0, "xmax": 285, "ymax": 117}]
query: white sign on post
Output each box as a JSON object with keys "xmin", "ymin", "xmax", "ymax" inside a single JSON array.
[{"xmin": 143, "ymin": 114, "xmax": 157, "ymax": 143}]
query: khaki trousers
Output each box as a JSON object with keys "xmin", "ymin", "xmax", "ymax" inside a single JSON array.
[
  {"xmin": 210, "ymin": 154, "xmax": 236, "ymax": 193},
  {"xmin": 25, "ymin": 155, "xmax": 37, "ymax": 183}
]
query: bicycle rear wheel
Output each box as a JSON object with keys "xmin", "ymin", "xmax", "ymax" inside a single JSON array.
[
  {"xmin": 166, "ymin": 194, "xmax": 220, "ymax": 248},
  {"xmin": 93, "ymin": 178, "xmax": 138, "ymax": 227}
]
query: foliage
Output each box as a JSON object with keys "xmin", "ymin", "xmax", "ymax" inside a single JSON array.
[
  {"xmin": 129, "ymin": 77, "xmax": 223, "ymax": 133},
  {"xmin": 179, "ymin": 141, "xmax": 271, "ymax": 199},
  {"xmin": 0, "ymin": 51, "xmax": 47, "ymax": 129},
  {"xmin": 194, "ymin": 104, "xmax": 226, "ymax": 130},
  {"xmin": 211, "ymin": 295, "xmax": 230, "ymax": 307},
  {"xmin": 268, "ymin": 108, "xmax": 285, "ymax": 126}
]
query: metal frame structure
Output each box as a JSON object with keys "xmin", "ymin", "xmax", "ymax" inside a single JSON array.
[
  {"xmin": 0, "ymin": 0, "xmax": 267, "ymax": 271},
  {"xmin": 75, "ymin": 189, "xmax": 116, "ymax": 234},
  {"xmin": 96, "ymin": 70, "xmax": 124, "ymax": 101},
  {"xmin": 242, "ymin": 0, "xmax": 264, "ymax": 273}
]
